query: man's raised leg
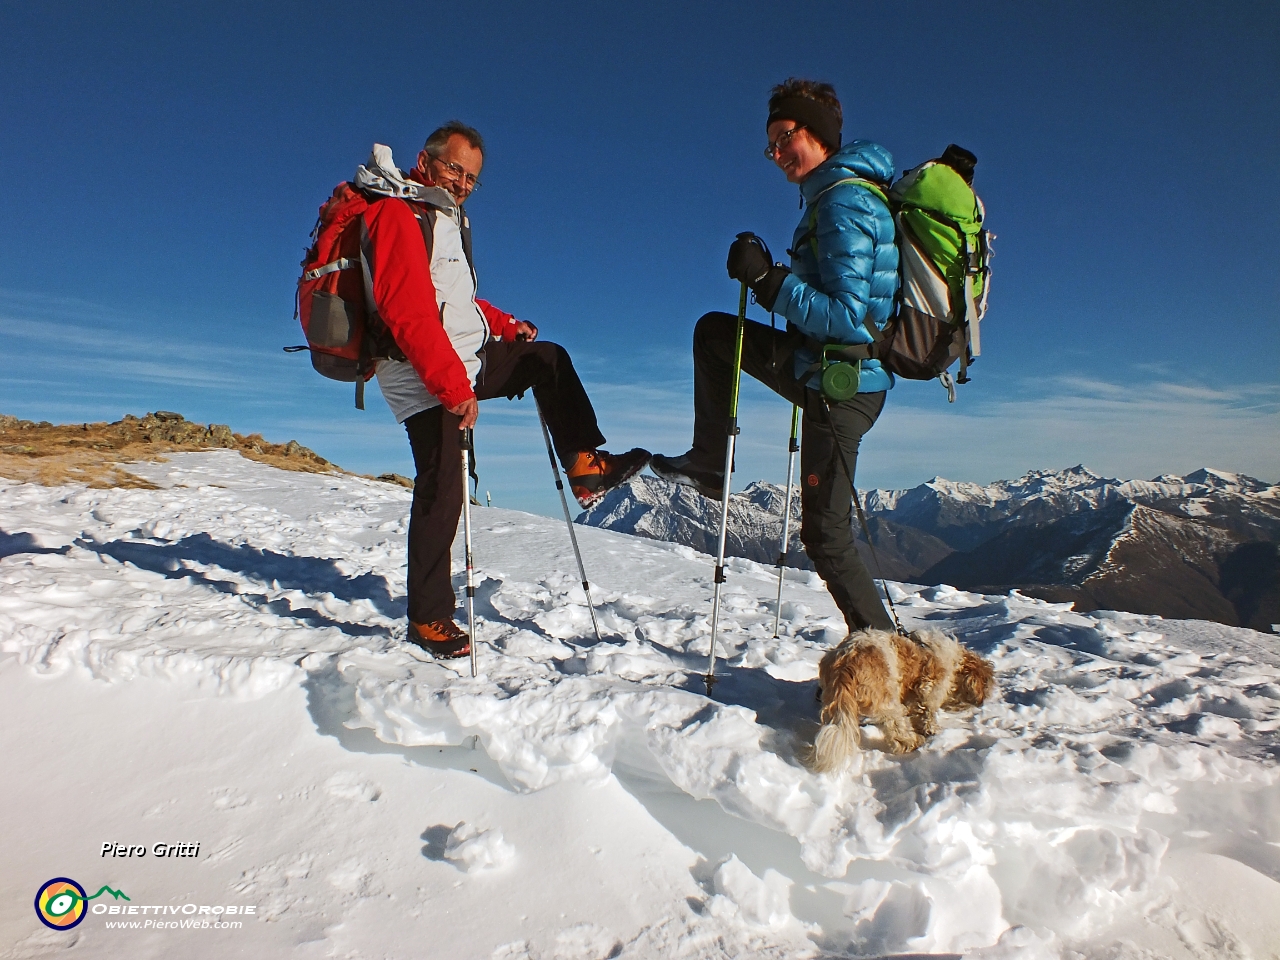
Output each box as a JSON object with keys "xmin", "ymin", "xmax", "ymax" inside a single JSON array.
[{"xmin": 477, "ymin": 339, "xmax": 648, "ymax": 507}]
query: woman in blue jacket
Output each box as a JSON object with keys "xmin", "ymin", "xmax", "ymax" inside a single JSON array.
[{"xmin": 651, "ymin": 78, "xmax": 897, "ymax": 632}]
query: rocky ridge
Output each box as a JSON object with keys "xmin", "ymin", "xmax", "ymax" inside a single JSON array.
[{"xmin": 0, "ymin": 412, "xmax": 345, "ymax": 488}]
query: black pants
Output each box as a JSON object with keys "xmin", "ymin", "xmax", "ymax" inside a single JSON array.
[
  {"xmin": 403, "ymin": 340, "xmax": 606, "ymax": 625},
  {"xmin": 690, "ymin": 311, "xmax": 893, "ymax": 632}
]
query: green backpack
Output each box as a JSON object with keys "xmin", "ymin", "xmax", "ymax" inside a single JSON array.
[{"xmin": 822, "ymin": 145, "xmax": 991, "ymax": 402}]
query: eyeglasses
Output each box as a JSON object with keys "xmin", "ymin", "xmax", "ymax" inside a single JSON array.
[
  {"xmin": 429, "ymin": 156, "xmax": 482, "ymax": 190},
  {"xmin": 764, "ymin": 125, "xmax": 806, "ymax": 160}
]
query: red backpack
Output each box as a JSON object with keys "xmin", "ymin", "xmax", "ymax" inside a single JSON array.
[{"xmin": 290, "ymin": 182, "xmax": 398, "ymax": 409}]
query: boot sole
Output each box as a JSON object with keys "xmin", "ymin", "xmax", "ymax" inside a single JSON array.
[
  {"xmin": 648, "ymin": 461, "xmax": 724, "ymax": 501},
  {"xmin": 412, "ymin": 637, "xmax": 471, "ymax": 659}
]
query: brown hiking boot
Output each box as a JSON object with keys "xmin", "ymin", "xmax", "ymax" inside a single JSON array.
[
  {"xmin": 408, "ymin": 619, "xmax": 471, "ymax": 659},
  {"xmin": 566, "ymin": 448, "xmax": 650, "ymax": 508}
]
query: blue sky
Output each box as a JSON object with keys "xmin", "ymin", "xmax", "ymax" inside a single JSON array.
[{"xmin": 2, "ymin": 1, "xmax": 1277, "ymax": 516}]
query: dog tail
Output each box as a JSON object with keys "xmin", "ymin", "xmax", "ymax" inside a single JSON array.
[
  {"xmin": 811, "ymin": 713, "xmax": 860, "ymax": 773},
  {"xmin": 810, "ymin": 666, "xmax": 862, "ymax": 773}
]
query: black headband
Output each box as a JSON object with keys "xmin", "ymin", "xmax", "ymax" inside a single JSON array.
[{"xmin": 767, "ymin": 96, "xmax": 842, "ymax": 153}]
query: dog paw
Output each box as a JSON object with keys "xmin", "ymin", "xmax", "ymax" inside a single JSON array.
[{"xmin": 886, "ymin": 733, "xmax": 926, "ymax": 755}]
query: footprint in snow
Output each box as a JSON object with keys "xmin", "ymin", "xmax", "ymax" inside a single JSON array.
[{"xmin": 323, "ymin": 770, "xmax": 382, "ymax": 802}]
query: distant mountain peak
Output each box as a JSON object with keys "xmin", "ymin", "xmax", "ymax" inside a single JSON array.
[
  {"xmin": 1182, "ymin": 467, "xmax": 1243, "ymax": 487},
  {"xmin": 581, "ymin": 464, "xmax": 1280, "ymax": 632}
]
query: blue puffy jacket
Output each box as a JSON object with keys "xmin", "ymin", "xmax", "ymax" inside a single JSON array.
[{"xmin": 774, "ymin": 140, "xmax": 899, "ymax": 393}]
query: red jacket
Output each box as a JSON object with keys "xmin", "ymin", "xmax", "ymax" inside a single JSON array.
[{"xmin": 360, "ymin": 176, "xmax": 517, "ymax": 409}]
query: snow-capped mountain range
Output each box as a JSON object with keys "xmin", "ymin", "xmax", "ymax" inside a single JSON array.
[{"xmin": 580, "ymin": 466, "xmax": 1280, "ymax": 631}]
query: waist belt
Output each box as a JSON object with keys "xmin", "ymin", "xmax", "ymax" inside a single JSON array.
[
  {"xmin": 798, "ymin": 325, "xmax": 882, "ymax": 379},
  {"xmin": 799, "ymin": 310, "xmax": 883, "ymax": 365}
]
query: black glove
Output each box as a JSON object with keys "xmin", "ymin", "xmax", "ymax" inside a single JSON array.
[
  {"xmin": 727, "ymin": 232, "xmax": 771, "ymax": 284},
  {"xmin": 726, "ymin": 232, "xmax": 789, "ymax": 312},
  {"xmin": 752, "ymin": 265, "xmax": 789, "ymax": 312}
]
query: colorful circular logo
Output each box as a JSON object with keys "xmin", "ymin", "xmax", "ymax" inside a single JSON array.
[{"xmin": 35, "ymin": 878, "xmax": 88, "ymax": 930}]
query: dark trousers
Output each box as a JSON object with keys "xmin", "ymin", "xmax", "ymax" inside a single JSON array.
[
  {"xmin": 403, "ymin": 339, "xmax": 606, "ymax": 624},
  {"xmin": 690, "ymin": 311, "xmax": 893, "ymax": 632}
]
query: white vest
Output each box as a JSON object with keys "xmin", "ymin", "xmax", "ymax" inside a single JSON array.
[{"xmin": 376, "ymin": 202, "xmax": 490, "ymax": 424}]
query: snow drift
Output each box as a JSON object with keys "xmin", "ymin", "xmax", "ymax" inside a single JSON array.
[{"xmin": 2, "ymin": 451, "xmax": 1278, "ymax": 959}]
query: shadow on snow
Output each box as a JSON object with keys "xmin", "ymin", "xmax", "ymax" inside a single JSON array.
[{"xmin": 82, "ymin": 532, "xmax": 404, "ymax": 636}]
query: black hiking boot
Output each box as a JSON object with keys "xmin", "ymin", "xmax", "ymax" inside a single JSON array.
[{"xmin": 649, "ymin": 452, "xmax": 725, "ymax": 500}]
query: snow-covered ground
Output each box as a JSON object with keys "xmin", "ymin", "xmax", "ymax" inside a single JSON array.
[{"xmin": 2, "ymin": 451, "xmax": 1278, "ymax": 959}]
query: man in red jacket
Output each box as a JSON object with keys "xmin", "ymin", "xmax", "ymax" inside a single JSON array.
[{"xmin": 361, "ymin": 121, "xmax": 648, "ymax": 658}]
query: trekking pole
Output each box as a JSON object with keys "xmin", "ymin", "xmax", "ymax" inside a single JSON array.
[
  {"xmin": 772, "ymin": 404, "xmax": 800, "ymax": 638},
  {"xmin": 705, "ymin": 280, "xmax": 749, "ymax": 695},
  {"xmin": 460, "ymin": 428, "xmax": 478, "ymax": 677},
  {"xmin": 536, "ymin": 401, "xmax": 603, "ymax": 644}
]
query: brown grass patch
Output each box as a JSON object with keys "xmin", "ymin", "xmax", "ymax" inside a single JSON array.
[{"xmin": 0, "ymin": 412, "xmax": 350, "ymax": 488}]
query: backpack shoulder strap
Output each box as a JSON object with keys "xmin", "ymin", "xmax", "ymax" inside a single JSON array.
[
  {"xmin": 799, "ymin": 176, "xmax": 893, "ymax": 255},
  {"xmin": 459, "ymin": 212, "xmax": 473, "ymax": 268},
  {"xmin": 459, "ymin": 211, "xmax": 478, "ymax": 288},
  {"xmin": 816, "ymin": 176, "xmax": 890, "ymax": 208},
  {"xmin": 415, "ymin": 206, "xmax": 436, "ymax": 261},
  {"xmin": 791, "ymin": 178, "xmax": 891, "ymax": 349}
]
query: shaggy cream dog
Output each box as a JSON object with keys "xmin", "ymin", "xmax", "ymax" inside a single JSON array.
[{"xmin": 811, "ymin": 628, "xmax": 994, "ymax": 770}]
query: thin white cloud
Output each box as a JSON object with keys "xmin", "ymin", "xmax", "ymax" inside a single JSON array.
[
  {"xmin": 1034, "ymin": 375, "xmax": 1130, "ymax": 398},
  {"xmin": 0, "ymin": 314, "xmax": 268, "ymax": 369},
  {"xmin": 1148, "ymin": 382, "xmax": 1241, "ymax": 402},
  {"xmin": 864, "ymin": 374, "xmax": 1280, "ymax": 488},
  {"xmin": 1132, "ymin": 360, "xmax": 1178, "ymax": 377}
]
